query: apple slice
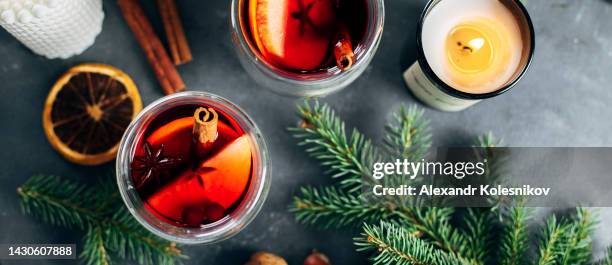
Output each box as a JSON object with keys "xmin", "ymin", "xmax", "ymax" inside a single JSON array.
[
  {"xmin": 146, "ymin": 116, "xmax": 239, "ymax": 159},
  {"xmin": 145, "ymin": 136, "xmax": 252, "ymax": 221},
  {"xmin": 249, "ymin": 0, "xmax": 335, "ymax": 71}
]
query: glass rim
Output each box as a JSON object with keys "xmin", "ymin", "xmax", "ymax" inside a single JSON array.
[
  {"xmin": 415, "ymin": 0, "xmax": 536, "ymax": 100},
  {"xmin": 115, "ymin": 91, "xmax": 271, "ymax": 244},
  {"xmin": 229, "ymin": 0, "xmax": 385, "ymax": 86}
]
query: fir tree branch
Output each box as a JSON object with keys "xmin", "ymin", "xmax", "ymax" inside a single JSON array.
[
  {"xmin": 460, "ymin": 208, "xmax": 492, "ymax": 265},
  {"xmin": 475, "ymin": 132, "xmax": 506, "ymax": 187},
  {"xmin": 290, "ymin": 186, "xmax": 393, "ymax": 228},
  {"xmin": 81, "ymin": 226, "xmax": 111, "ymax": 265},
  {"xmin": 287, "ymin": 100, "xmax": 610, "ymax": 265},
  {"xmin": 17, "ymin": 175, "xmax": 101, "ymax": 229},
  {"xmin": 103, "ymin": 209, "xmax": 184, "ymax": 265},
  {"xmin": 383, "ymin": 106, "xmax": 431, "ymax": 161},
  {"xmin": 289, "ymin": 100, "xmax": 382, "ymax": 193},
  {"xmin": 17, "ymin": 174, "xmax": 185, "ymax": 265},
  {"xmin": 475, "ymin": 133, "xmax": 514, "ymax": 218},
  {"xmin": 498, "ymin": 201, "xmax": 531, "ymax": 265},
  {"xmin": 598, "ymin": 246, "xmax": 612, "ymax": 265},
  {"xmin": 537, "ymin": 216, "xmax": 571, "ymax": 265},
  {"xmin": 355, "ymin": 221, "xmax": 470, "ymax": 265},
  {"xmin": 290, "ymin": 101, "xmax": 467, "ymax": 259},
  {"xmin": 396, "ymin": 206, "xmax": 467, "ymax": 259},
  {"xmin": 559, "ymin": 208, "xmax": 595, "ymax": 265},
  {"xmin": 476, "ymin": 132, "xmax": 502, "ymax": 148}
]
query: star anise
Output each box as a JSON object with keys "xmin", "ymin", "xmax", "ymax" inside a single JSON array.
[
  {"xmin": 131, "ymin": 142, "xmax": 182, "ymax": 188},
  {"xmin": 291, "ymin": 0, "xmax": 318, "ymax": 36}
]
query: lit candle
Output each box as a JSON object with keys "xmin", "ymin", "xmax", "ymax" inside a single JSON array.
[{"xmin": 404, "ymin": 0, "xmax": 534, "ymax": 111}]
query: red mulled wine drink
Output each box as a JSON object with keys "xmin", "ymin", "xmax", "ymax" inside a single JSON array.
[
  {"xmin": 247, "ymin": 0, "xmax": 369, "ymax": 72},
  {"xmin": 130, "ymin": 104, "xmax": 253, "ymax": 228},
  {"xmin": 232, "ymin": 0, "xmax": 384, "ymax": 96},
  {"xmin": 118, "ymin": 93, "xmax": 268, "ymax": 244}
]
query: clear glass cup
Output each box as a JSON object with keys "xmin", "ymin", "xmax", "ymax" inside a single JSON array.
[
  {"xmin": 116, "ymin": 91, "xmax": 270, "ymax": 244},
  {"xmin": 230, "ymin": 0, "xmax": 385, "ymax": 97}
]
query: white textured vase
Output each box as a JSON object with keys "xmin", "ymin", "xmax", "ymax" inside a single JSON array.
[{"xmin": 0, "ymin": 0, "xmax": 104, "ymax": 59}]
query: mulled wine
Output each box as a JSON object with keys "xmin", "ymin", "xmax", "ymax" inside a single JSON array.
[
  {"xmin": 246, "ymin": 0, "xmax": 369, "ymax": 72},
  {"xmin": 130, "ymin": 104, "xmax": 253, "ymax": 227},
  {"xmin": 117, "ymin": 92, "xmax": 269, "ymax": 244}
]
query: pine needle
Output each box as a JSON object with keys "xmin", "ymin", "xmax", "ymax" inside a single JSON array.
[
  {"xmin": 289, "ymin": 100, "xmax": 382, "ymax": 194},
  {"xmin": 599, "ymin": 246, "xmax": 612, "ymax": 265},
  {"xmin": 290, "ymin": 186, "xmax": 393, "ymax": 228},
  {"xmin": 288, "ymin": 101, "xmax": 612, "ymax": 265},
  {"xmin": 17, "ymin": 175, "xmax": 100, "ymax": 229},
  {"xmin": 383, "ymin": 106, "xmax": 431, "ymax": 161},
  {"xmin": 81, "ymin": 226, "xmax": 111, "ymax": 265},
  {"xmin": 460, "ymin": 208, "xmax": 492, "ymax": 265},
  {"xmin": 397, "ymin": 207, "xmax": 467, "ymax": 257},
  {"xmin": 537, "ymin": 216, "xmax": 571, "ymax": 265},
  {"xmin": 17, "ymin": 174, "xmax": 185, "ymax": 265},
  {"xmin": 498, "ymin": 200, "xmax": 531, "ymax": 265},
  {"xmin": 559, "ymin": 208, "xmax": 595, "ymax": 265},
  {"xmin": 355, "ymin": 221, "xmax": 470, "ymax": 265}
]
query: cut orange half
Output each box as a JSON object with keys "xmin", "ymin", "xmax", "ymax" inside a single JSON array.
[{"xmin": 43, "ymin": 64, "xmax": 143, "ymax": 165}]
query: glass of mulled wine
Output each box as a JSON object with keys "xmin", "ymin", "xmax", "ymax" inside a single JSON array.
[
  {"xmin": 116, "ymin": 91, "xmax": 270, "ymax": 244},
  {"xmin": 231, "ymin": 0, "xmax": 385, "ymax": 96}
]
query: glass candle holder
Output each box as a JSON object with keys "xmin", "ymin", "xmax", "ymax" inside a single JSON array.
[
  {"xmin": 116, "ymin": 91, "xmax": 270, "ymax": 244},
  {"xmin": 230, "ymin": 0, "xmax": 385, "ymax": 97},
  {"xmin": 404, "ymin": 0, "xmax": 535, "ymax": 111}
]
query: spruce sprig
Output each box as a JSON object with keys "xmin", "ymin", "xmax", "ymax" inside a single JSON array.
[
  {"xmin": 460, "ymin": 208, "xmax": 493, "ymax": 265},
  {"xmin": 355, "ymin": 221, "xmax": 470, "ymax": 265},
  {"xmin": 289, "ymin": 100, "xmax": 611, "ymax": 265},
  {"xmin": 536, "ymin": 216, "xmax": 571, "ymax": 265},
  {"xmin": 81, "ymin": 226, "xmax": 111, "ymax": 265},
  {"xmin": 289, "ymin": 100, "xmax": 382, "ymax": 193},
  {"xmin": 497, "ymin": 201, "xmax": 532, "ymax": 265},
  {"xmin": 599, "ymin": 246, "xmax": 612, "ymax": 265},
  {"xmin": 397, "ymin": 207, "xmax": 467, "ymax": 257},
  {"xmin": 18, "ymin": 175, "xmax": 101, "ymax": 229},
  {"xmin": 383, "ymin": 106, "xmax": 431, "ymax": 161},
  {"xmin": 291, "ymin": 100, "xmax": 468, "ymax": 257},
  {"xmin": 290, "ymin": 186, "xmax": 392, "ymax": 228},
  {"xmin": 17, "ymin": 175, "xmax": 185, "ymax": 265},
  {"xmin": 559, "ymin": 208, "xmax": 595, "ymax": 265}
]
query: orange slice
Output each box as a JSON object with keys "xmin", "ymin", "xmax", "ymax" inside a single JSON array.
[
  {"xmin": 43, "ymin": 64, "xmax": 143, "ymax": 165},
  {"xmin": 249, "ymin": 0, "xmax": 335, "ymax": 70},
  {"xmin": 146, "ymin": 116, "xmax": 239, "ymax": 159},
  {"xmin": 146, "ymin": 135, "xmax": 252, "ymax": 221}
]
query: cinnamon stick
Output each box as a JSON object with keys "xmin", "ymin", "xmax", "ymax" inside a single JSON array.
[
  {"xmin": 333, "ymin": 24, "xmax": 354, "ymax": 71},
  {"xmin": 156, "ymin": 0, "xmax": 192, "ymax": 65},
  {"xmin": 117, "ymin": 0, "xmax": 185, "ymax": 94},
  {"xmin": 193, "ymin": 107, "xmax": 218, "ymax": 157}
]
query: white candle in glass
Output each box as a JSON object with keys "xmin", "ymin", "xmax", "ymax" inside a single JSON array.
[{"xmin": 404, "ymin": 0, "xmax": 534, "ymax": 112}]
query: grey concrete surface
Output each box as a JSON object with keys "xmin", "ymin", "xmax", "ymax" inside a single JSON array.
[{"xmin": 1, "ymin": 0, "xmax": 611, "ymax": 264}]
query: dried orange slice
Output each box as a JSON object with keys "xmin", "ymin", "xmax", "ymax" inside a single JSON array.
[{"xmin": 43, "ymin": 64, "xmax": 143, "ymax": 165}]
